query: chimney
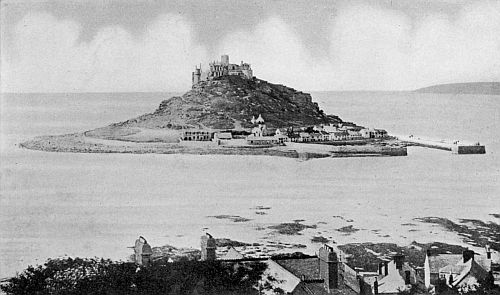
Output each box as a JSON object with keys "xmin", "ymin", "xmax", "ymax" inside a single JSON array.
[
  {"xmin": 319, "ymin": 245, "xmax": 340, "ymax": 291},
  {"xmin": 462, "ymin": 249, "xmax": 475, "ymax": 263},
  {"xmin": 486, "ymin": 245, "xmax": 491, "ymax": 259},
  {"xmin": 378, "ymin": 263, "xmax": 384, "ymax": 275},
  {"xmin": 374, "ymin": 277, "xmax": 379, "ymax": 295},
  {"xmin": 394, "ymin": 254, "xmax": 405, "ymax": 270},
  {"xmin": 201, "ymin": 233, "xmax": 216, "ymax": 261},
  {"xmin": 384, "ymin": 261, "xmax": 389, "ymax": 276},
  {"xmin": 426, "ymin": 249, "xmax": 432, "ymax": 257},
  {"xmin": 134, "ymin": 236, "xmax": 152, "ymax": 266}
]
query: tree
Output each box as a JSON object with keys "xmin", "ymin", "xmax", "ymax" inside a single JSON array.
[{"xmin": 1, "ymin": 257, "xmax": 268, "ymax": 295}]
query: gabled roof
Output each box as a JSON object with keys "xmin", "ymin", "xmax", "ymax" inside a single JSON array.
[
  {"xmin": 430, "ymin": 254, "xmax": 492, "ymax": 274},
  {"xmin": 221, "ymin": 247, "xmax": 244, "ymax": 260},
  {"xmin": 450, "ymin": 259, "xmax": 489, "ymax": 287},
  {"xmin": 377, "ymin": 261, "xmax": 415, "ymax": 293}
]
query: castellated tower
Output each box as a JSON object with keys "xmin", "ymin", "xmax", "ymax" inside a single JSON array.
[
  {"xmin": 319, "ymin": 244, "xmax": 341, "ymax": 291},
  {"xmin": 192, "ymin": 54, "xmax": 253, "ymax": 87},
  {"xmin": 221, "ymin": 54, "xmax": 229, "ymax": 66},
  {"xmin": 201, "ymin": 233, "xmax": 216, "ymax": 261},
  {"xmin": 192, "ymin": 67, "xmax": 201, "ymax": 85}
]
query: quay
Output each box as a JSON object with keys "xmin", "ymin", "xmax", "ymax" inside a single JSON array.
[{"xmin": 397, "ymin": 135, "xmax": 486, "ymax": 154}]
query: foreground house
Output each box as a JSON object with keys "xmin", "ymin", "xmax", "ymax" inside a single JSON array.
[
  {"xmin": 424, "ymin": 248, "xmax": 494, "ymax": 290},
  {"xmin": 369, "ymin": 255, "xmax": 420, "ymax": 295},
  {"xmin": 263, "ymin": 244, "xmax": 360, "ymax": 295}
]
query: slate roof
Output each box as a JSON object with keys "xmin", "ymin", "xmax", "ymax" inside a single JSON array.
[
  {"xmin": 430, "ymin": 254, "xmax": 491, "ymax": 273},
  {"xmin": 428, "ymin": 254, "xmax": 462, "ymax": 273},
  {"xmin": 275, "ymin": 258, "xmax": 320, "ymax": 279},
  {"xmin": 221, "ymin": 247, "xmax": 244, "ymax": 260}
]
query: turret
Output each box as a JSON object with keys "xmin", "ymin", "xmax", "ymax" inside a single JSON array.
[
  {"xmin": 221, "ymin": 54, "xmax": 229, "ymax": 66},
  {"xmin": 192, "ymin": 67, "xmax": 201, "ymax": 86}
]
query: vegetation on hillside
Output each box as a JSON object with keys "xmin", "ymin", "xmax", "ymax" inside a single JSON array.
[{"xmin": 1, "ymin": 257, "xmax": 268, "ymax": 295}]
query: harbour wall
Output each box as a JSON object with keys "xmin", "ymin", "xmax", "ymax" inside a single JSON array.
[{"xmin": 397, "ymin": 135, "xmax": 485, "ymax": 154}]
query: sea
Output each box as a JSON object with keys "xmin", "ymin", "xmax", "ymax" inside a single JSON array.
[{"xmin": 1, "ymin": 91, "xmax": 499, "ymax": 278}]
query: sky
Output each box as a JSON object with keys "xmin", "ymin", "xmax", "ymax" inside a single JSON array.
[{"xmin": 1, "ymin": 0, "xmax": 500, "ymax": 93}]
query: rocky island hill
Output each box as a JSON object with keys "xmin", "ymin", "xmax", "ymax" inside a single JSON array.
[
  {"xmin": 84, "ymin": 75, "xmax": 343, "ymax": 142},
  {"xmin": 21, "ymin": 55, "xmax": 405, "ymax": 158}
]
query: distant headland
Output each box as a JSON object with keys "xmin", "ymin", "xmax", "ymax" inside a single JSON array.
[
  {"xmin": 19, "ymin": 54, "xmax": 407, "ymax": 158},
  {"xmin": 415, "ymin": 82, "xmax": 500, "ymax": 95}
]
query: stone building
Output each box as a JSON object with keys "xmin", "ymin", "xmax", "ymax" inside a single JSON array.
[
  {"xmin": 192, "ymin": 55, "xmax": 253, "ymax": 86},
  {"xmin": 263, "ymin": 244, "xmax": 360, "ymax": 295},
  {"xmin": 180, "ymin": 130, "xmax": 212, "ymax": 141},
  {"xmin": 424, "ymin": 248, "xmax": 495, "ymax": 290}
]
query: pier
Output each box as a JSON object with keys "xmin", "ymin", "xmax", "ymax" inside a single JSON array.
[{"xmin": 397, "ymin": 135, "xmax": 485, "ymax": 154}]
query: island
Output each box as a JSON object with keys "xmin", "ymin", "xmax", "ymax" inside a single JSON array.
[
  {"xmin": 20, "ymin": 55, "xmax": 408, "ymax": 158},
  {"xmin": 415, "ymin": 82, "xmax": 500, "ymax": 95}
]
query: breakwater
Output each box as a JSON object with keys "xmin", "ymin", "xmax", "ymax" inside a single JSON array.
[{"xmin": 397, "ymin": 135, "xmax": 485, "ymax": 154}]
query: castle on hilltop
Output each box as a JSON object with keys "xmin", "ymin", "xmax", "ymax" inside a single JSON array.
[{"xmin": 192, "ymin": 54, "xmax": 253, "ymax": 86}]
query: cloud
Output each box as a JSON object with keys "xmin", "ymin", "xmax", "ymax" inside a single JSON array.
[
  {"xmin": 219, "ymin": 2, "xmax": 500, "ymax": 90},
  {"xmin": 1, "ymin": 13, "xmax": 207, "ymax": 92},
  {"xmin": 2, "ymin": 1, "xmax": 500, "ymax": 92}
]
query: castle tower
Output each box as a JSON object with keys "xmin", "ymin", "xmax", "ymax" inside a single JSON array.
[
  {"xmin": 134, "ymin": 236, "xmax": 153, "ymax": 266},
  {"xmin": 201, "ymin": 233, "xmax": 216, "ymax": 261},
  {"xmin": 221, "ymin": 54, "xmax": 229, "ymax": 66},
  {"xmin": 319, "ymin": 244, "xmax": 340, "ymax": 291},
  {"xmin": 192, "ymin": 67, "xmax": 201, "ymax": 86}
]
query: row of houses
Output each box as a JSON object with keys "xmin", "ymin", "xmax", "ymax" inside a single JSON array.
[
  {"xmin": 134, "ymin": 235, "xmax": 500, "ymax": 295},
  {"xmin": 179, "ymin": 115, "xmax": 389, "ymax": 146}
]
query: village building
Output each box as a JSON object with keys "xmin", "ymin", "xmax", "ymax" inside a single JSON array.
[
  {"xmin": 329, "ymin": 130, "xmax": 348, "ymax": 141},
  {"xmin": 246, "ymin": 114, "xmax": 288, "ymax": 145},
  {"xmin": 262, "ymin": 244, "xmax": 360, "ymax": 295},
  {"xmin": 134, "ymin": 236, "xmax": 153, "ymax": 266},
  {"xmin": 347, "ymin": 130, "xmax": 364, "ymax": 140},
  {"xmin": 181, "ymin": 130, "xmax": 212, "ymax": 141},
  {"xmin": 192, "ymin": 54, "xmax": 253, "ymax": 86},
  {"xmin": 214, "ymin": 131, "xmax": 232, "ymax": 140},
  {"xmin": 297, "ymin": 132, "xmax": 312, "ymax": 142},
  {"xmin": 323, "ymin": 124, "xmax": 340, "ymax": 134},
  {"xmin": 424, "ymin": 248, "xmax": 495, "ymax": 290},
  {"xmin": 360, "ymin": 128, "xmax": 388, "ymax": 139},
  {"xmin": 365, "ymin": 255, "xmax": 420, "ymax": 295}
]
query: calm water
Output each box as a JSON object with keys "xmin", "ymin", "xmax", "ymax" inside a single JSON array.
[{"xmin": 1, "ymin": 91, "xmax": 499, "ymax": 278}]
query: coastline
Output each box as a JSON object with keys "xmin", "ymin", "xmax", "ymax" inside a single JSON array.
[{"xmin": 19, "ymin": 133, "xmax": 407, "ymax": 159}]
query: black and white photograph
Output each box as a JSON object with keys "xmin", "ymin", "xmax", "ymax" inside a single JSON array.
[{"xmin": 1, "ymin": 0, "xmax": 499, "ymax": 294}]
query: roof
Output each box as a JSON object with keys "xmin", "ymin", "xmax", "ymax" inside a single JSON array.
[
  {"xmin": 428, "ymin": 254, "xmax": 462, "ymax": 273},
  {"xmin": 217, "ymin": 132, "xmax": 232, "ymax": 139},
  {"xmin": 429, "ymin": 254, "xmax": 491, "ymax": 274},
  {"xmin": 275, "ymin": 258, "xmax": 320, "ymax": 279},
  {"xmin": 448, "ymin": 259, "xmax": 489, "ymax": 287},
  {"xmin": 221, "ymin": 247, "xmax": 244, "ymax": 260},
  {"xmin": 377, "ymin": 261, "xmax": 415, "ymax": 293}
]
